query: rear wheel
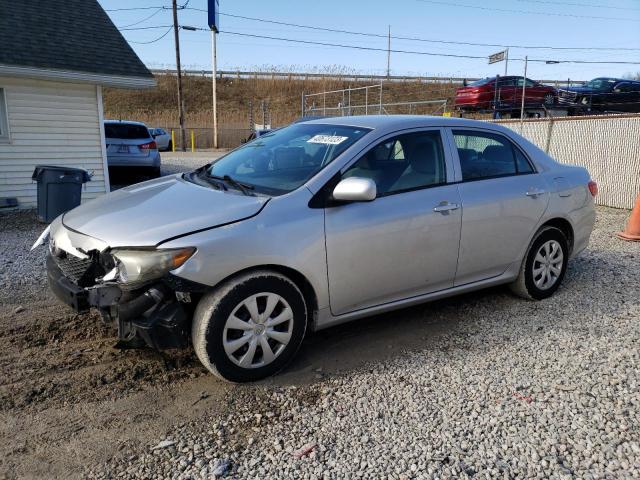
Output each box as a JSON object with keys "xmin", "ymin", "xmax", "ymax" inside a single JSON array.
[
  {"xmin": 148, "ymin": 166, "xmax": 161, "ymax": 178},
  {"xmin": 192, "ymin": 271, "xmax": 308, "ymax": 382},
  {"xmin": 510, "ymin": 226, "xmax": 568, "ymax": 300},
  {"xmin": 167, "ymin": 140, "xmax": 173, "ymax": 152}
]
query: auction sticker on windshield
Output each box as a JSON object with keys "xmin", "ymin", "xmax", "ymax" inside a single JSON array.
[{"xmin": 307, "ymin": 135, "xmax": 349, "ymax": 145}]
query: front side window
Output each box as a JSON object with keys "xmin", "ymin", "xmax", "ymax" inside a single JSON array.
[
  {"xmin": 515, "ymin": 78, "xmax": 536, "ymax": 87},
  {"xmin": 583, "ymin": 78, "xmax": 617, "ymax": 90},
  {"xmin": 343, "ymin": 130, "xmax": 446, "ymax": 196},
  {"xmin": 206, "ymin": 123, "xmax": 370, "ymax": 195},
  {"xmin": 453, "ymin": 130, "xmax": 534, "ymax": 181},
  {"xmin": 498, "ymin": 78, "xmax": 516, "ymax": 88},
  {"xmin": 0, "ymin": 88, "xmax": 9, "ymax": 143}
]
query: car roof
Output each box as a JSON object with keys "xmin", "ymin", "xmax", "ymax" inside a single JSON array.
[
  {"xmin": 104, "ymin": 119, "xmax": 148, "ymax": 126},
  {"xmin": 299, "ymin": 114, "xmax": 507, "ymax": 131}
]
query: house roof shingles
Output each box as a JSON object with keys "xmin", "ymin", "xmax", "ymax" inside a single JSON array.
[{"xmin": 0, "ymin": 0, "xmax": 153, "ymax": 80}]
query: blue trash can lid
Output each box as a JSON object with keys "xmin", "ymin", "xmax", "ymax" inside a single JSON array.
[{"xmin": 32, "ymin": 165, "xmax": 91, "ymax": 183}]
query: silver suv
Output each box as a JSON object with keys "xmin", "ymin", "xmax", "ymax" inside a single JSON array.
[
  {"xmin": 35, "ymin": 116, "xmax": 596, "ymax": 382},
  {"xmin": 104, "ymin": 120, "xmax": 161, "ymax": 178}
]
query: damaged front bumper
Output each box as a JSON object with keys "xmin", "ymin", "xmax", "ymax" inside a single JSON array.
[{"xmin": 46, "ymin": 253, "xmax": 199, "ymax": 350}]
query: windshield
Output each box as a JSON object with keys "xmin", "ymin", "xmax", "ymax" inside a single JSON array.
[
  {"xmin": 205, "ymin": 123, "xmax": 370, "ymax": 195},
  {"xmin": 468, "ymin": 78, "xmax": 493, "ymax": 87},
  {"xmin": 583, "ymin": 78, "xmax": 617, "ymax": 90}
]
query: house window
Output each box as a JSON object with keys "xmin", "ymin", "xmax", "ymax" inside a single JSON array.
[{"xmin": 0, "ymin": 88, "xmax": 9, "ymax": 143}]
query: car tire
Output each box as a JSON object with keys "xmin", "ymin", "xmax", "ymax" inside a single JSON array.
[
  {"xmin": 167, "ymin": 141, "xmax": 173, "ymax": 152},
  {"xmin": 192, "ymin": 270, "xmax": 308, "ymax": 382},
  {"xmin": 509, "ymin": 226, "xmax": 569, "ymax": 301},
  {"xmin": 149, "ymin": 167, "xmax": 161, "ymax": 178},
  {"xmin": 543, "ymin": 93, "xmax": 555, "ymax": 106}
]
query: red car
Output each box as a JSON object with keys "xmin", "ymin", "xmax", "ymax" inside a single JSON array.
[{"xmin": 455, "ymin": 76, "xmax": 556, "ymax": 112}]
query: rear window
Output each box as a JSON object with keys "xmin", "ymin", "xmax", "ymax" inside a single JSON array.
[{"xmin": 104, "ymin": 123, "xmax": 150, "ymax": 139}]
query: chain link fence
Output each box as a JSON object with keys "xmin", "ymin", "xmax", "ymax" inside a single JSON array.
[{"xmin": 496, "ymin": 114, "xmax": 640, "ymax": 209}]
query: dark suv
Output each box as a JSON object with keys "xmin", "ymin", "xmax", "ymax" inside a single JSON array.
[{"xmin": 558, "ymin": 77, "xmax": 640, "ymax": 113}]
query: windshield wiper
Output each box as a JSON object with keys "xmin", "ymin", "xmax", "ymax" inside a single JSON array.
[
  {"xmin": 190, "ymin": 170, "xmax": 227, "ymax": 191},
  {"xmin": 208, "ymin": 174, "xmax": 255, "ymax": 196}
]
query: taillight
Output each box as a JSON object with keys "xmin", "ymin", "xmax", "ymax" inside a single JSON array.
[
  {"xmin": 588, "ymin": 180, "xmax": 598, "ymax": 197},
  {"xmin": 140, "ymin": 141, "xmax": 157, "ymax": 150}
]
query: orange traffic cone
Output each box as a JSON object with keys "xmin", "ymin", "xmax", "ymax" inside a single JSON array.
[{"xmin": 617, "ymin": 194, "xmax": 640, "ymax": 242}]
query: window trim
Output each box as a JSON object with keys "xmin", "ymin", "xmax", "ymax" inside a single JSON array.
[
  {"xmin": 341, "ymin": 128, "xmax": 449, "ymax": 199},
  {"xmin": 0, "ymin": 88, "xmax": 10, "ymax": 143},
  {"xmin": 450, "ymin": 128, "xmax": 537, "ymax": 183}
]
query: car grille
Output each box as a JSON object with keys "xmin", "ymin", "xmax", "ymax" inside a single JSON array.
[
  {"xmin": 558, "ymin": 90, "xmax": 578, "ymax": 104},
  {"xmin": 53, "ymin": 253, "xmax": 96, "ymax": 286}
]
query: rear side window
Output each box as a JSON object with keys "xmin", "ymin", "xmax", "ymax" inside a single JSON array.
[
  {"xmin": 453, "ymin": 130, "xmax": 534, "ymax": 181},
  {"xmin": 104, "ymin": 123, "xmax": 150, "ymax": 139}
]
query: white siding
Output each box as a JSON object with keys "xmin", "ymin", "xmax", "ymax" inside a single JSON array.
[{"xmin": 0, "ymin": 77, "xmax": 107, "ymax": 208}]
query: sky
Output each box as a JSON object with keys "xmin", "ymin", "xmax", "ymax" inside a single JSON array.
[{"xmin": 98, "ymin": 0, "xmax": 640, "ymax": 81}]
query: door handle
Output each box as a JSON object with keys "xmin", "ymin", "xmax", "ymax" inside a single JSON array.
[
  {"xmin": 525, "ymin": 189, "xmax": 546, "ymax": 197},
  {"xmin": 433, "ymin": 202, "xmax": 460, "ymax": 213}
]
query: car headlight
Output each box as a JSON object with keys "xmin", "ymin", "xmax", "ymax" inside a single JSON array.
[{"xmin": 111, "ymin": 247, "xmax": 196, "ymax": 285}]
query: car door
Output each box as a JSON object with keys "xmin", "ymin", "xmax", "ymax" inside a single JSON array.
[
  {"xmin": 496, "ymin": 77, "xmax": 517, "ymax": 107},
  {"xmin": 514, "ymin": 77, "xmax": 539, "ymax": 106},
  {"xmin": 448, "ymin": 128, "xmax": 550, "ymax": 286},
  {"xmin": 612, "ymin": 82, "xmax": 638, "ymax": 112},
  {"xmin": 324, "ymin": 129, "xmax": 462, "ymax": 315}
]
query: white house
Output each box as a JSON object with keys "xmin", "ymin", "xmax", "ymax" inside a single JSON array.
[{"xmin": 0, "ymin": 0, "xmax": 155, "ymax": 209}]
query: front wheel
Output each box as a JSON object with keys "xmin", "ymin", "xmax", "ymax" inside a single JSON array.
[
  {"xmin": 543, "ymin": 93, "xmax": 555, "ymax": 106},
  {"xmin": 510, "ymin": 226, "xmax": 569, "ymax": 300},
  {"xmin": 192, "ymin": 271, "xmax": 308, "ymax": 382}
]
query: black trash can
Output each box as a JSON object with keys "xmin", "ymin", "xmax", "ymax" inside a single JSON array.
[{"xmin": 32, "ymin": 165, "xmax": 91, "ymax": 223}]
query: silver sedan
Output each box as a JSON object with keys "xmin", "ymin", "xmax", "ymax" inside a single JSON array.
[{"xmin": 38, "ymin": 116, "xmax": 596, "ymax": 382}]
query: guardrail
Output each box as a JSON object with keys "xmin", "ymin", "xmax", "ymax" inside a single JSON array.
[{"xmin": 149, "ymin": 69, "xmax": 585, "ymax": 87}]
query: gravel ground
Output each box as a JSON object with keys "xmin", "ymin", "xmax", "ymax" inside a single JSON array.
[
  {"xmin": 1, "ymin": 194, "xmax": 638, "ymax": 479},
  {"xmin": 159, "ymin": 151, "xmax": 227, "ymax": 176},
  {"xmin": 71, "ymin": 207, "xmax": 638, "ymax": 479},
  {"xmin": 109, "ymin": 151, "xmax": 228, "ymax": 190}
]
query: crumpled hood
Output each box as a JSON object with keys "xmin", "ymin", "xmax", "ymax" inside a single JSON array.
[{"xmin": 63, "ymin": 174, "xmax": 269, "ymax": 247}]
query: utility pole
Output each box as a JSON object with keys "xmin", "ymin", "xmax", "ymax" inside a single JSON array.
[
  {"xmin": 504, "ymin": 48, "xmax": 509, "ymax": 76},
  {"xmin": 172, "ymin": 0, "xmax": 186, "ymax": 151},
  {"xmin": 386, "ymin": 25, "xmax": 391, "ymax": 78},
  {"xmin": 211, "ymin": 30, "xmax": 218, "ymax": 149},
  {"xmin": 520, "ymin": 56, "xmax": 528, "ymax": 131}
]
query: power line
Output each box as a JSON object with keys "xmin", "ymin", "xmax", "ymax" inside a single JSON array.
[
  {"xmin": 416, "ymin": 0, "xmax": 640, "ymax": 22},
  {"xmin": 118, "ymin": 8, "xmax": 165, "ymax": 28},
  {"xmin": 118, "ymin": 24, "xmax": 173, "ymax": 31},
  {"xmin": 516, "ymin": 0, "xmax": 640, "ymax": 11},
  {"xmin": 185, "ymin": 7, "xmax": 640, "ymax": 51},
  {"xmin": 127, "ymin": 26, "xmax": 174, "ymax": 44},
  {"xmin": 193, "ymin": 28, "xmax": 640, "ymax": 64},
  {"xmin": 105, "ymin": 6, "xmax": 167, "ymax": 12}
]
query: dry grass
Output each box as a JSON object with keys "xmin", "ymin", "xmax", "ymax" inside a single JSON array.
[{"xmin": 103, "ymin": 73, "xmax": 460, "ymax": 147}]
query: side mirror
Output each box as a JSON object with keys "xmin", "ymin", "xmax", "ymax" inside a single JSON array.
[{"xmin": 332, "ymin": 177, "xmax": 377, "ymax": 202}]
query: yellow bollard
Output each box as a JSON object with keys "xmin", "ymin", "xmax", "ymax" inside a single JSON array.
[
  {"xmin": 191, "ymin": 129, "xmax": 195, "ymax": 152},
  {"xmin": 171, "ymin": 129, "xmax": 175, "ymax": 152}
]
